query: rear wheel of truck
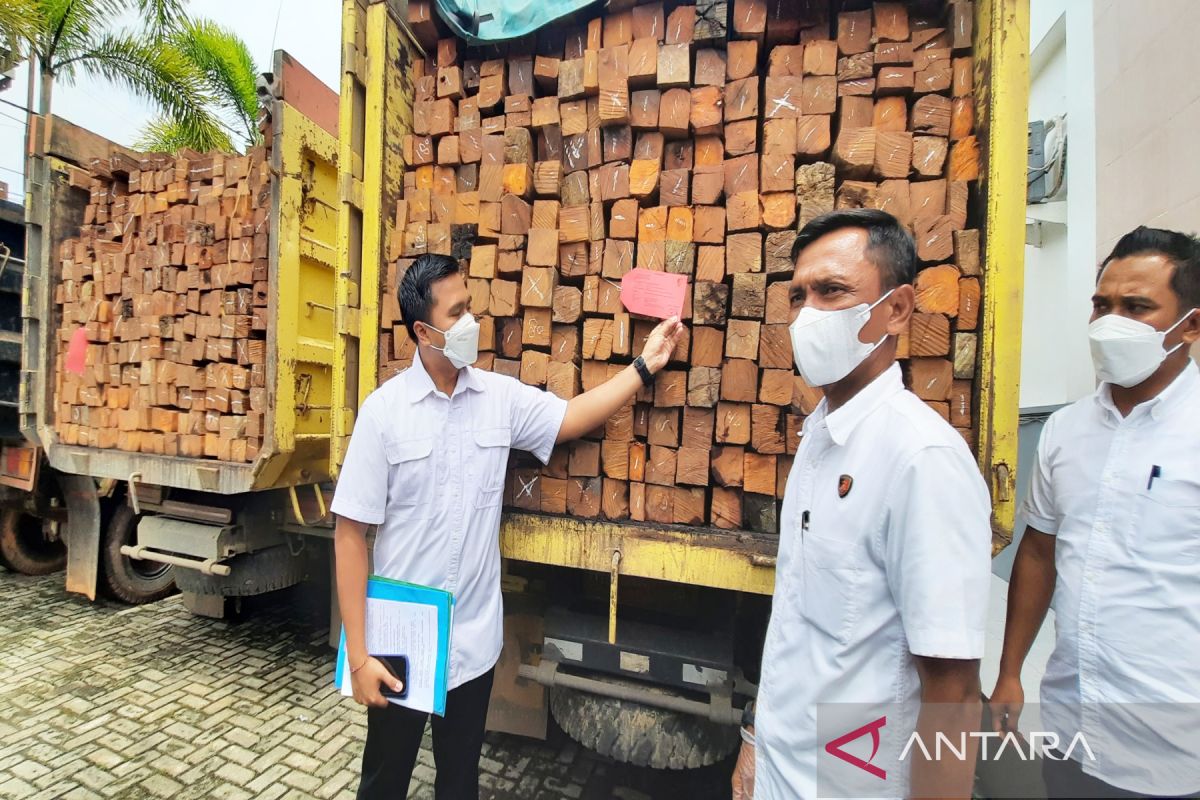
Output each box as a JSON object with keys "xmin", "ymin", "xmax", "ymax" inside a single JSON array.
[
  {"xmin": 102, "ymin": 504, "xmax": 175, "ymax": 604},
  {"xmin": 549, "ymin": 683, "xmax": 740, "ymax": 770},
  {"xmin": 0, "ymin": 508, "xmax": 67, "ymax": 575}
]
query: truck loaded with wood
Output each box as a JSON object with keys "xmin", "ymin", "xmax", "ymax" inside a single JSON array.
[{"xmin": 15, "ymin": 0, "xmax": 1028, "ymax": 770}]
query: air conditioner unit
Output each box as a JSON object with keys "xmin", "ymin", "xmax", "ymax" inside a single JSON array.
[{"xmin": 1028, "ymin": 115, "xmax": 1067, "ymax": 204}]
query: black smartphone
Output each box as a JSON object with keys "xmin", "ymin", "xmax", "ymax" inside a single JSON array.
[{"xmin": 376, "ymin": 655, "xmax": 409, "ymax": 699}]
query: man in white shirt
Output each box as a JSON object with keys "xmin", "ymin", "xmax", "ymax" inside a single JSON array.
[
  {"xmin": 332, "ymin": 253, "xmax": 683, "ymax": 799},
  {"xmin": 732, "ymin": 209, "xmax": 992, "ymax": 800},
  {"xmin": 990, "ymin": 226, "xmax": 1200, "ymax": 799}
]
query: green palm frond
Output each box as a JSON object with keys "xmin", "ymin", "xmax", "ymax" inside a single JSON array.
[
  {"xmin": 133, "ymin": 0, "xmax": 188, "ymax": 37},
  {"xmin": 172, "ymin": 18, "xmax": 259, "ymax": 144},
  {"xmin": 135, "ymin": 114, "xmax": 233, "ymax": 153},
  {"xmin": 60, "ymin": 30, "xmax": 223, "ymax": 141},
  {"xmin": 36, "ymin": 0, "xmax": 183, "ymax": 71},
  {"xmin": 15, "ymin": 1, "xmax": 259, "ymax": 155},
  {"xmin": 0, "ymin": 0, "xmax": 44, "ymax": 68},
  {"xmin": 36, "ymin": 0, "xmax": 118, "ymax": 68}
]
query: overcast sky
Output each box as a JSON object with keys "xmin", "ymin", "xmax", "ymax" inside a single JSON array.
[{"xmin": 0, "ymin": 0, "xmax": 342, "ymax": 199}]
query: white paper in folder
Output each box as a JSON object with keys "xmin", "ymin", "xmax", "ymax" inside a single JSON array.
[{"xmin": 334, "ymin": 577, "xmax": 454, "ymax": 715}]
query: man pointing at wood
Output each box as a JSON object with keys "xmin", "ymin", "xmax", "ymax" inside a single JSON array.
[
  {"xmin": 732, "ymin": 210, "xmax": 991, "ymax": 799},
  {"xmin": 330, "ymin": 253, "xmax": 683, "ymax": 800}
]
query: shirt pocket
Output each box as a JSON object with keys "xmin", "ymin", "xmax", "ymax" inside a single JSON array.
[
  {"xmin": 384, "ymin": 436, "xmax": 434, "ymax": 516},
  {"xmin": 472, "ymin": 426, "xmax": 512, "ymax": 508},
  {"xmin": 800, "ymin": 533, "xmax": 862, "ymax": 645},
  {"xmin": 1136, "ymin": 476, "xmax": 1200, "ymax": 563}
]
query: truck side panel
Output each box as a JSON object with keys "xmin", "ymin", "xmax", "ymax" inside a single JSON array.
[
  {"xmin": 976, "ymin": 0, "xmax": 1031, "ymax": 550},
  {"xmin": 333, "ymin": 0, "xmax": 418, "ymax": 477},
  {"xmin": 21, "ymin": 105, "xmax": 340, "ymax": 495}
]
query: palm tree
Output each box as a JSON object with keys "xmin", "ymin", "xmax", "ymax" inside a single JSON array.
[
  {"xmin": 136, "ymin": 19, "xmax": 260, "ymax": 153},
  {"xmin": 0, "ymin": 1, "xmax": 40, "ymax": 73},
  {"xmin": 4, "ymin": 0, "xmax": 233, "ymax": 152}
]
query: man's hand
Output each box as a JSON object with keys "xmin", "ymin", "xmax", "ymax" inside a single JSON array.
[
  {"xmin": 731, "ymin": 739, "xmax": 755, "ymax": 800},
  {"xmin": 557, "ymin": 315, "xmax": 685, "ymax": 443},
  {"xmin": 988, "ymin": 674, "xmax": 1024, "ymax": 734},
  {"xmin": 350, "ymin": 656, "xmax": 404, "ymax": 708},
  {"xmin": 639, "ymin": 316, "xmax": 685, "ymax": 374}
]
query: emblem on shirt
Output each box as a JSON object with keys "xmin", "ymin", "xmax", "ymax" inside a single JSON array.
[{"xmin": 838, "ymin": 474, "xmax": 854, "ymax": 498}]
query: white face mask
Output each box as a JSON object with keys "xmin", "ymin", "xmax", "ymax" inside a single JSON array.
[
  {"xmin": 1088, "ymin": 310, "xmax": 1196, "ymax": 388},
  {"xmin": 424, "ymin": 313, "xmax": 480, "ymax": 369},
  {"xmin": 789, "ymin": 289, "xmax": 895, "ymax": 387}
]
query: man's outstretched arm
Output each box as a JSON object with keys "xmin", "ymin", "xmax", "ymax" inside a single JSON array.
[{"xmin": 556, "ymin": 316, "xmax": 684, "ymax": 443}]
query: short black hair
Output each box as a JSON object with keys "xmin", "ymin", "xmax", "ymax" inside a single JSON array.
[
  {"xmin": 791, "ymin": 209, "xmax": 917, "ymax": 289},
  {"xmin": 1101, "ymin": 225, "xmax": 1200, "ymax": 311},
  {"xmin": 398, "ymin": 254, "xmax": 463, "ymax": 340}
]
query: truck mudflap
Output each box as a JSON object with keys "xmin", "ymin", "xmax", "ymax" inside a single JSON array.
[
  {"xmin": 485, "ymin": 601, "xmax": 549, "ymax": 740},
  {"xmin": 60, "ymin": 473, "xmax": 101, "ymax": 600}
]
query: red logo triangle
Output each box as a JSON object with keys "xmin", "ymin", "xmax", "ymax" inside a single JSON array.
[{"xmin": 824, "ymin": 715, "xmax": 887, "ymax": 780}]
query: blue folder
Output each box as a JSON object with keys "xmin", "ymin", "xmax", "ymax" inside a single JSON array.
[{"xmin": 334, "ymin": 576, "xmax": 455, "ymax": 715}]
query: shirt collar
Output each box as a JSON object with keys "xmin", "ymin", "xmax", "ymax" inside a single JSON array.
[
  {"xmin": 812, "ymin": 362, "xmax": 905, "ymax": 447},
  {"xmin": 406, "ymin": 348, "xmax": 484, "ymax": 402},
  {"xmin": 1095, "ymin": 359, "xmax": 1198, "ymax": 422}
]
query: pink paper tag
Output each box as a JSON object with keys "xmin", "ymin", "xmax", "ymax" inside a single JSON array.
[
  {"xmin": 65, "ymin": 327, "xmax": 88, "ymax": 375},
  {"xmin": 620, "ymin": 268, "xmax": 688, "ymax": 319}
]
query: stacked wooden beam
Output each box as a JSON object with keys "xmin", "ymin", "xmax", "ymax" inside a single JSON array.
[
  {"xmin": 52, "ymin": 146, "xmax": 273, "ymax": 462},
  {"xmin": 381, "ymin": 0, "xmax": 982, "ymax": 533}
]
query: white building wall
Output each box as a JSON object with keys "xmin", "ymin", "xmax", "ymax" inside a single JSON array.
[
  {"xmin": 1020, "ymin": 0, "xmax": 1098, "ymax": 410},
  {"xmin": 1093, "ymin": 0, "xmax": 1200, "ymax": 255}
]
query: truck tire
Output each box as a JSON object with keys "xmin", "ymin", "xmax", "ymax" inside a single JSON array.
[
  {"xmin": 549, "ymin": 683, "xmax": 740, "ymax": 770},
  {"xmin": 102, "ymin": 505, "xmax": 176, "ymax": 604},
  {"xmin": 0, "ymin": 508, "xmax": 67, "ymax": 575},
  {"xmin": 173, "ymin": 544, "xmax": 306, "ymax": 597}
]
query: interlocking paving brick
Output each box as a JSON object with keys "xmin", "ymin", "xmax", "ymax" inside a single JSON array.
[
  {"xmin": 0, "ymin": 573, "xmax": 735, "ymax": 799},
  {"xmin": 8, "ymin": 760, "xmax": 50, "ymax": 782},
  {"xmin": 316, "ymin": 770, "xmax": 355, "ymax": 799},
  {"xmin": 149, "ymin": 754, "xmax": 188, "ymax": 778},
  {"xmin": 139, "ymin": 773, "xmax": 183, "ymax": 797},
  {"xmin": 216, "ymin": 760, "xmax": 256, "ymax": 787},
  {"xmin": 0, "ymin": 776, "xmax": 37, "ymax": 797}
]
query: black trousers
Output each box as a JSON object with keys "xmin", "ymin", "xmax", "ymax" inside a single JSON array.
[
  {"xmin": 356, "ymin": 668, "xmax": 495, "ymax": 800},
  {"xmin": 1042, "ymin": 751, "xmax": 1199, "ymax": 800}
]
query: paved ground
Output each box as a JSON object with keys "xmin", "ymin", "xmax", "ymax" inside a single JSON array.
[{"xmin": 0, "ymin": 572, "xmax": 734, "ymax": 800}]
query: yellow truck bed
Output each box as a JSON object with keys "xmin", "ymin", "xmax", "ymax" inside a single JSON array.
[{"xmin": 21, "ymin": 59, "xmax": 342, "ymax": 495}]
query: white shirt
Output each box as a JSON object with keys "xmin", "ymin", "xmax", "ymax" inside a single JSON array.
[
  {"xmin": 1023, "ymin": 361, "xmax": 1200, "ymax": 796},
  {"xmin": 755, "ymin": 364, "xmax": 992, "ymax": 800},
  {"xmin": 331, "ymin": 350, "xmax": 568, "ymax": 689}
]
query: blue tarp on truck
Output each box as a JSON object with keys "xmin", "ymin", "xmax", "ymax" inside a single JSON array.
[{"xmin": 434, "ymin": 0, "xmax": 596, "ymax": 44}]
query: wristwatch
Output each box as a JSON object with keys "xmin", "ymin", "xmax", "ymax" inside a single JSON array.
[
  {"xmin": 633, "ymin": 355, "xmax": 655, "ymax": 388},
  {"xmin": 741, "ymin": 699, "xmax": 756, "ymax": 728},
  {"xmin": 740, "ymin": 700, "xmax": 756, "ymax": 746}
]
